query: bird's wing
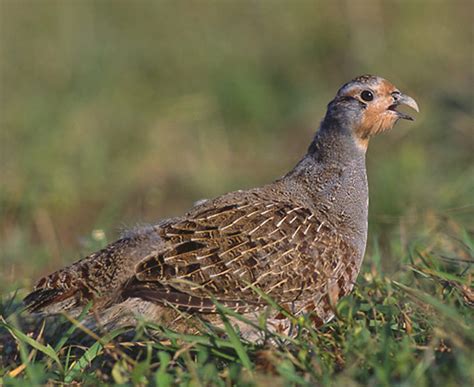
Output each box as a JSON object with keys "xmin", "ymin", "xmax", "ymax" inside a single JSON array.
[{"xmin": 126, "ymin": 195, "xmax": 354, "ymax": 313}]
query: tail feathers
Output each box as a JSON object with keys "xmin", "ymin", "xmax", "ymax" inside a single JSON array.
[{"xmin": 23, "ymin": 288, "xmax": 77, "ymax": 314}]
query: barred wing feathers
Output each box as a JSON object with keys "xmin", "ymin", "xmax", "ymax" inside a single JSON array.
[{"xmin": 129, "ymin": 196, "xmax": 355, "ymax": 313}]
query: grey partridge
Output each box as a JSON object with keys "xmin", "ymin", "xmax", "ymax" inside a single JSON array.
[{"xmin": 24, "ymin": 75, "xmax": 418, "ymax": 339}]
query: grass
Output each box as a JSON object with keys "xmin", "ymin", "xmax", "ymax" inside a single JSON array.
[
  {"xmin": 0, "ymin": 1, "xmax": 473, "ymax": 385},
  {"xmin": 1, "ymin": 216, "xmax": 473, "ymax": 385}
]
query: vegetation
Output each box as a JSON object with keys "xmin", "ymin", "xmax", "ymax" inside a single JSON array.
[{"xmin": 1, "ymin": 1, "xmax": 472, "ymax": 385}]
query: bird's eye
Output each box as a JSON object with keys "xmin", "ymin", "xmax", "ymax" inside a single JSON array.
[{"xmin": 360, "ymin": 90, "xmax": 374, "ymax": 102}]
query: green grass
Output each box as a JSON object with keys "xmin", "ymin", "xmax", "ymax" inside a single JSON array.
[{"xmin": 0, "ymin": 1, "xmax": 473, "ymax": 385}]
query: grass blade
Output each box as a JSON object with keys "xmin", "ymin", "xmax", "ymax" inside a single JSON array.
[
  {"xmin": 0, "ymin": 319, "xmax": 62, "ymax": 371},
  {"xmin": 64, "ymin": 328, "xmax": 128, "ymax": 383}
]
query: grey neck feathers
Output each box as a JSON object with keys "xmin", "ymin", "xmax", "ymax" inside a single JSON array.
[
  {"xmin": 283, "ymin": 117, "xmax": 369, "ymax": 249},
  {"xmin": 307, "ymin": 116, "xmax": 365, "ymax": 166},
  {"xmin": 289, "ymin": 115, "xmax": 367, "ymax": 179}
]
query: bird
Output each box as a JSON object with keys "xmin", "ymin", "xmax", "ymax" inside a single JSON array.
[{"xmin": 24, "ymin": 75, "xmax": 418, "ymax": 340}]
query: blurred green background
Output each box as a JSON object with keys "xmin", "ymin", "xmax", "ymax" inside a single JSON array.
[{"xmin": 0, "ymin": 0, "xmax": 472, "ymax": 291}]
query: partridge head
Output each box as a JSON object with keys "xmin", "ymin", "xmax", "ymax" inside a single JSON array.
[{"xmin": 325, "ymin": 74, "xmax": 419, "ymax": 150}]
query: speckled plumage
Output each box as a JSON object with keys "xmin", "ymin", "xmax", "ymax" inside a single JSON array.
[{"xmin": 24, "ymin": 75, "xmax": 418, "ymax": 339}]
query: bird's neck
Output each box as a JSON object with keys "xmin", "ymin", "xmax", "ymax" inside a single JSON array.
[
  {"xmin": 282, "ymin": 120, "xmax": 369, "ymax": 256},
  {"xmin": 285, "ymin": 118, "xmax": 369, "ymax": 221},
  {"xmin": 285, "ymin": 127, "xmax": 367, "ymax": 194},
  {"xmin": 307, "ymin": 118, "xmax": 367, "ymax": 165}
]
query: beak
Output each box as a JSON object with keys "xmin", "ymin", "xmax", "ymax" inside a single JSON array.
[{"xmin": 390, "ymin": 92, "xmax": 419, "ymax": 121}]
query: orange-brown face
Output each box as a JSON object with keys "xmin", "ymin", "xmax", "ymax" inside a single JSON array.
[{"xmin": 334, "ymin": 75, "xmax": 419, "ymax": 149}]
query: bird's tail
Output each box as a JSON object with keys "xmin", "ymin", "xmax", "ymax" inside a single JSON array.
[
  {"xmin": 23, "ymin": 286, "xmax": 80, "ymax": 316},
  {"xmin": 23, "ymin": 229, "xmax": 163, "ymax": 317}
]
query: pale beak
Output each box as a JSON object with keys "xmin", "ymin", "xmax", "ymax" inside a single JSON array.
[{"xmin": 389, "ymin": 92, "xmax": 419, "ymax": 121}]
